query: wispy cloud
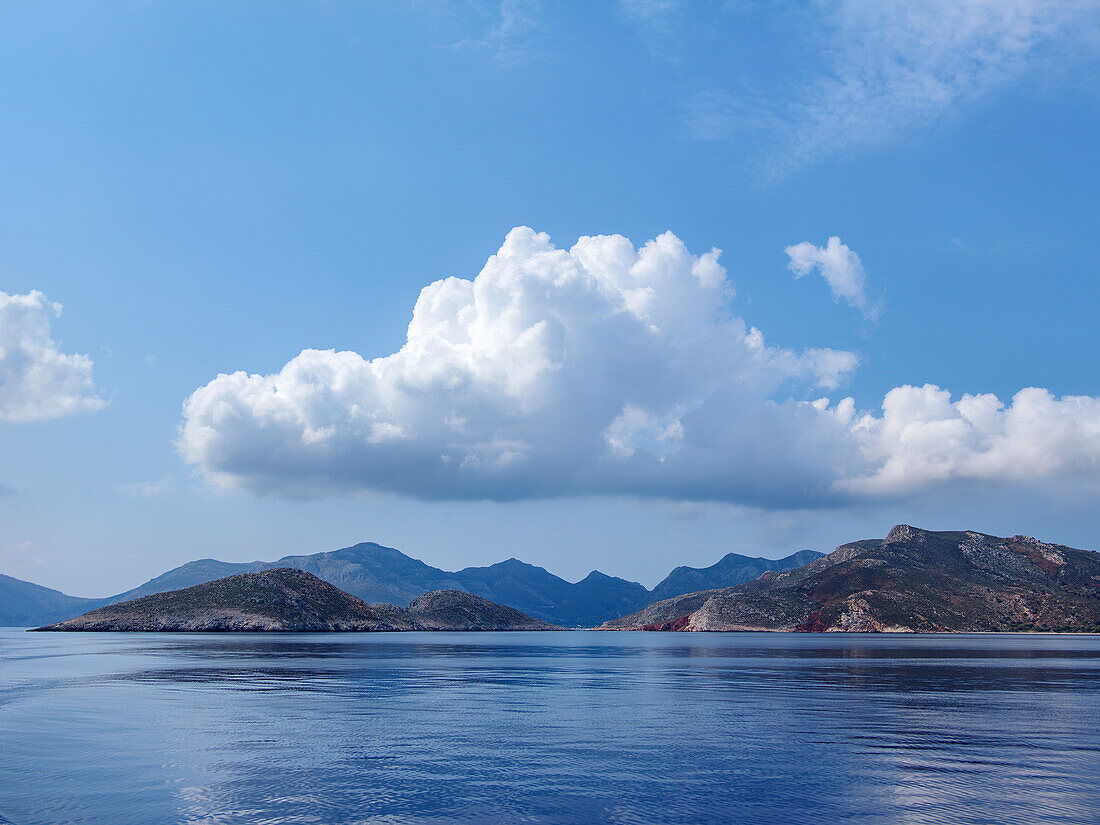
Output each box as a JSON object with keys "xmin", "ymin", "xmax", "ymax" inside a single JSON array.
[
  {"xmin": 786, "ymin": 236, "xmax": 882, "ymax": 321},
  {"xmin": 444, "ymin": 0, "xmax": 547, "ymax": 64},
  {"xmin": 618, "ymin": 0, "xmax": 682, "ymax": 60},
  {"xmin": 690, "ymin": 0, "xmax": 1100, "ymax": 178},
  {"xmin": 115, "ymin": 477, "xmax": 173, "ymax": 498}
]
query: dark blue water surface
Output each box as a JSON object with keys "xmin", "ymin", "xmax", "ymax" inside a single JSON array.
[{"xmin": 2, "ymin": 630, "xmax": 1099, "ymax": 825}]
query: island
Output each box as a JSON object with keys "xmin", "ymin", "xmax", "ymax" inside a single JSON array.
[
  {"xmin": 34, "ymin": 568, "xmax": 561, "ymax": 632},
  {"xmin": 602, "ymin": 525, "xmax": 1100, "ymax": 633}
]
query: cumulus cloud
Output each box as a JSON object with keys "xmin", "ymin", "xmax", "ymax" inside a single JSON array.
[
  {"xmin": 786, "ymin": 236, "xmax": 881, "ymax": 320},
  {"xmin": 693, "ymin": 0, "xmax": 1100, "ymax": 176},
  {"xmin": 179, "ymin": 228, "xmax": 1100, "ymax": 506},
  {"xmin": 0, "ymin": 290, "xmax": 103, "ymax": 423},
  {"xmin": 842, "ymin": 385, "xmax": 1100, "ymax": 495},
  {"xmin": 180, "ymin": 228, "xmax": 858, "ymax": 504}
]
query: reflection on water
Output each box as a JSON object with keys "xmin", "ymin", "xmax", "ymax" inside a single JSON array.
[{"xmin": 1, "ymin": 630, "xmax": 1098, "ymax": 824}]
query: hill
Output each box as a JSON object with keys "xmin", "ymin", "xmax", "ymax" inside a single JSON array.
[
  {"xmin": 399, "ymin": 589, "xmax": 560, "ymax": 631},
  {"xmin": 35, "ymin": 569, "xmax": 559, "ymax": 632},
  {"xmin": 602, "ymin": 525, "xmax": 1100, "ymax": 632}
]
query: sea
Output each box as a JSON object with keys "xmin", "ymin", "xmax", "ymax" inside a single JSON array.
[{"xmin": 1, "ymin": 629, "xmax": 1098, "ymax": 825}]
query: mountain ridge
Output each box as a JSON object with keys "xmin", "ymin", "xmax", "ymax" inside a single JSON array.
[
  {"xmin": 0, "ymin": 541, "xmax": 821, "ymax": 628},
  {"xmin": 648, "ymin": 549, "xmax": 820, "ymax": 603}
]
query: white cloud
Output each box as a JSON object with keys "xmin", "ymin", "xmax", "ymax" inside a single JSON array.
[
  {"xmin": 179, "ymin": 228, "xmax": 1100, "ymax": 507},
  {"xmin": 786, "ymin": 236, "xmax": 881, "ymax": 320},
  {"xmin": 693, "ymin": 0, "xmax": 1100, "ymax": 176},
  {"xmin": 180, "ymin": 227, "xmax": 857, "ymax": 505},
  {"xmin": 0, "ymin": 290, "xmax": 103, "ymax": 423},
  {"xmin": 841, "ymin": 385, "xmax": 1100, "ymax": 496}
]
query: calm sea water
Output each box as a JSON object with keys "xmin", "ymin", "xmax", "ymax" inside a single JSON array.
[{"xmin": 1, "ymin": 630, "xmax": 1099, "ymax": 825}]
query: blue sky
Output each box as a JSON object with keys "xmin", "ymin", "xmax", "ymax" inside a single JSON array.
[{"xmin": 1, "ymin": 1, "xmax": 1098, "ymax": 596}]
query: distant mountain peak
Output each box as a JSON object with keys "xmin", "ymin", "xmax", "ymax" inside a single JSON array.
[
  {"xmin": 322, "ymin": 541, "xmax": 408, "ymax": 558},
  {"xmin": 716, "ymin": 551, "xmax": 760, "ymax": 563},
  {"xmin": 579, "ymin": 570, "xmax": 613, "ymax": 583},
  {"xmin": 885, "ymin": 523, "xmax": 918, "ymax": 542}
]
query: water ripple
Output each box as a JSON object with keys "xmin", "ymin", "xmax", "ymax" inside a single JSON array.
[{"xmin": 1, "ymin": 631, "xmax": 1099, "ymax": 824}]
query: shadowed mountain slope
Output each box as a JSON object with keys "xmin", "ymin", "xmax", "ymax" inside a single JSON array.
[
  {"xmin": 0, "ymin": 575, "xmax": 107, "ymax": 628},
  {"xmin": 648, "ymin": 549, "xmax": 822, "ymax": 604},
  {"xmin": 448, "ymin": 559, "xmax": 651, "ymax": 627},
  {"xmin": 108, "ymin": 558, "xmax": 263, "ymax": 603},
  {"xmin": 602, "ymin": 526, "xmax": 1100, "ymax": 633}
]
